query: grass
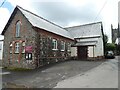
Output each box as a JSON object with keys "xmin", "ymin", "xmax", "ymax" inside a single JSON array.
[{"xmin": 5, "ymin": 67, "xmax": 32, "ymax": 71}]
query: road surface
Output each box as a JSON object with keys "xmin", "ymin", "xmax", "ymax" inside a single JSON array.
[
  {"xmin": 2, "ymin": 59, "xmax": 105, "ymax": 88},
  {"xmin": 55, "ymin": 57, "xmax": 118, "ymax": 88}
]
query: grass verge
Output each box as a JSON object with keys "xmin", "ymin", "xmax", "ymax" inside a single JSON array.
[{"xmin": 5, "ymin": 67, "xmax": 32, "ymax": 71}]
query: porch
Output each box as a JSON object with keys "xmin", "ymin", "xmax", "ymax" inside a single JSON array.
[{"xmin": 71, "ymin": 41, "xmax": 97, "ymax": 60}]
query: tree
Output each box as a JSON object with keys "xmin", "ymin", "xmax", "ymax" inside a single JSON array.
[
  {"xmin": 116, "ymin": 44, "xmax": 120, "ymax": 55},
  {"xmin": 103, "ymin": 34, "xmax": 116, "ymax": 52},
  {"xmin": 103, "ymin": 34, "xmax": 108, "ymax": 53},
  {"xmin": 104, "ymin": 34, "xmax": 108, "ymax": 45},
  {"xmin": 106, "ymin": 43, "xmax": 116, "ymax": 51}
]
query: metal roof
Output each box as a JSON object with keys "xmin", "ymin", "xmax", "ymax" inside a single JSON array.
[
  {"xmin": 17, "ymin": 6, "xmax": 73, "ymax": 40},
  {"xmin": 65, "ymin": 22, "xmax": 102, "ymax": 39}
]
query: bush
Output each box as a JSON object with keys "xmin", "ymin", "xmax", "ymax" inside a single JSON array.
[{"xmin": 105, "ymin": 43, "xmax": 116, "ymax": 51}]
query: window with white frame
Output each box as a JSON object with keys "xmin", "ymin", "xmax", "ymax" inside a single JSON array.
[
  {"xmin": 61, "ymin": 41, "xmax": 65, "ymax": 51},
  {"xmin": 16, "ymin": 21, "xmax": 21, "ymax": 37},
  {"xmin": 22, "ymin": 42, "xmax": 25, "ymax": 53},
  {"xmin": 68, "ymin": 43, "xmax": 71, "ymax": 51},
  {"xmin": 10, "ymin": 43, "xmax": 12, "ymax": 53},
  {"xmin": 52, "ymin": 39, "xmax": 57, "ymax": 50},
  {"xmin": 15, "ymin": 42, "xmax": 19, "ymax": 53}
]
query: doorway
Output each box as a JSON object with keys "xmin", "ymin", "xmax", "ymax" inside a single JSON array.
[{"xmin": 77, "ymin": 46, "xmax": 88, "ymax": 59}]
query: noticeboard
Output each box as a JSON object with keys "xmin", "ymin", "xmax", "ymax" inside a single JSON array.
[
  {"xmin": 25, "ymin": 53, "xmax": 32, "ymax": 60},
  {"xmin": 25, "ymin": 46, "xmax": 32, "ymax": 53}
]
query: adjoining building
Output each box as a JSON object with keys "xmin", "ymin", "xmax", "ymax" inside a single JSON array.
[
  {"xmin": 65, "ymin": 22, "xmax": 104, "ymax": 60},
  {"xmin": 111, "ymin": 24, "xmax": 119, "ymax": 44},
  {"xmin": 111, "ymin": 24, "xmax": 120, "ymax": 55},
  {"xmin": 1, "ymin": 6, "xmax": 104, "ymax": 69}
]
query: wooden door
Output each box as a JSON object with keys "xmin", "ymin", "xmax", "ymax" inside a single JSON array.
[{"xmin": 77, "ymin": 46, "xmax": 88, "ymax": 59}]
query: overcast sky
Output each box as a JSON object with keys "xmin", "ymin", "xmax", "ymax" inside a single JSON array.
[{"xmin": 0, "ymin": 0, "xmax": 119, "ymax": 42}]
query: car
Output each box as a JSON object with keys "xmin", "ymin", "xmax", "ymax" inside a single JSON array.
[{"xmin": 105, "ymin": 51, "xmax": 115, "ymax": 59}]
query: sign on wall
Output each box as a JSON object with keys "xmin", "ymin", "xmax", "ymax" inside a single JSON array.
[{"xmin": 25, "ymin": 46, "xmax": 32, "ymax": 53}]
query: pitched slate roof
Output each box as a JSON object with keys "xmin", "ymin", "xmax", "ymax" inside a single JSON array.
[
  {"xmin": 1, "ymin": 6, "xmax": 73, "ymax": 40},
  {"xmin": 17, "ymin": 6, "xmax": 73, "ymax": 40},
  {"xmin": 65, "ymin": 22, "xmax": 103, "ymax": 38},
  {"xmin": 1, "ymin": 6, "xmax": 103, "ymax": 41}
]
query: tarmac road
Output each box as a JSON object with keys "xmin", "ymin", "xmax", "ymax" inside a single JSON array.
[
  {"xmin": 2, "ymin": 59, "xmax": 106, "ymax": 88},
  {"xmin": 55, "ymin": 56, "xmax": 119, "ymax": 88}
]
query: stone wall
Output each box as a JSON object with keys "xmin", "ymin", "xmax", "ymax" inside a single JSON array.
[
  {"xmin": 2, "ymin": 9, "xmax": 74, "ymax": 69},
  {"xmin": 34, "ymin": 28, "xmax": 73, "ymax": 68},
  {"xmin": 2, "ymin": 9, "xmax": 37, "ymax": 69}
]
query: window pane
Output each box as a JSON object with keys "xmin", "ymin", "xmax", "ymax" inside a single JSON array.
[
  {"xmin": 22, "ymin": 42, "xmax": 25, "ymax": 46},
  {"xmin": 61, "ymin": 41, "xmax": 65, "ymax": 51},
  {"xmin": 10, "ymin": 43, "xmax": 12, "ymax": 47},
  {"xmin": 68, "ymin": 43, "xmax": 71, "ymax": 51},
  {"xmin": 52, "ymin": 40, "xmax": 54, "ymax": 49},
  {"xmin": 10, "ymin": 47, "xmax": 12, "ymax": 53},
  {"xmin": 22, "ymin": 42, "xmax": 25, "ymax": 53},
  {"xmin": 10, "ymin": 43, "xmax": 12, "ymax": 53},
  {"xmin": 15, "ymin": 43, "xmax": 19, "ymax": 53},
  {"xmin": 55, "ymin": 40, "xmax": 57, "ymax": 49},
  {"xmin": 22, "ymin": 47, "xmax": 25, "ymax": 53},
  {"xmin": 16, "ymin": 21, "xmax": 21, "ymax": 37},
  {"xmin": 52, "ymin": 39, "xmax": 57, "ymax": 50}
]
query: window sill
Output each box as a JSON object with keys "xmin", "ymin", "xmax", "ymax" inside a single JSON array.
[
  {"xmin": 15, "ymin": 52, "xmax": 19, "ymax": 54},
  {"xmin": 52, "ymin": 49, "xmax": 58, "ymax": 51},
  {"xmin": 22, "ymin": 51, "xmax": 25, "ymax": 53},
  {"xmin": 61, "ymin": 50, "xmax": 65, "ymax": 52},
  {"xmin": 15, "ymin": 36, "xmax": 20, "ymax": 38},
  {"xmin": 67, "ymin": 50, "xmax": 71, "ymax": 52}
]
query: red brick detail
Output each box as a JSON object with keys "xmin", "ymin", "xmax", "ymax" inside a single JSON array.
[{"xmin": 34, "ymin": 27, "xmax": 74, "ymax": 42}]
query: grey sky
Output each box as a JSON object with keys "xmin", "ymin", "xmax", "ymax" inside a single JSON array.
[
  {"xmin": 0, "ymin": 0, "xmax": 119, "ymax": 42},
  {"xmin": 31, "ymin": 2, "xmax": 102, "ymax": 27}
]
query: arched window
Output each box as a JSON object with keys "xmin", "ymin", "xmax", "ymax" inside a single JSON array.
[{"xmin": 16, "ymin": 21, "xmax": 21, "ymax": 37}]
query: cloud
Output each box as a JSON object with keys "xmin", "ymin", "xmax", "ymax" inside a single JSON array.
[
  {"xmin": 7, "ymin": 0, "xmax": 103, "ymax": 26},
  {"xmin": 0, "ymin": 0, "xmax": 5, "ymax": 4},
  {"xmin": 7, "ymin": 0, "xmax": 37, "ymax": 13},
  {"xmin": 7, "ymin": 0, "xmax": 117, "ymax": 26},
  {"xmin": 3, "ymin": 0, "xmax": 119, "ymax": 42},
  {"xmin": 30, "ymin": 1, "xmax": 103, "ymax": 27},
  {"xmin": 100, "ymin": 0, "xmax": 118, "ymax": 42},
  {"xmin": 0, "ymin": 7, "xmax": 10, "ymax": 40}
]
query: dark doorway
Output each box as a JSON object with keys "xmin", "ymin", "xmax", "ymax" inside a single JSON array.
[{"xmin": 77, "ymin": 46, "xmax": 88, "ymax": 59}]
